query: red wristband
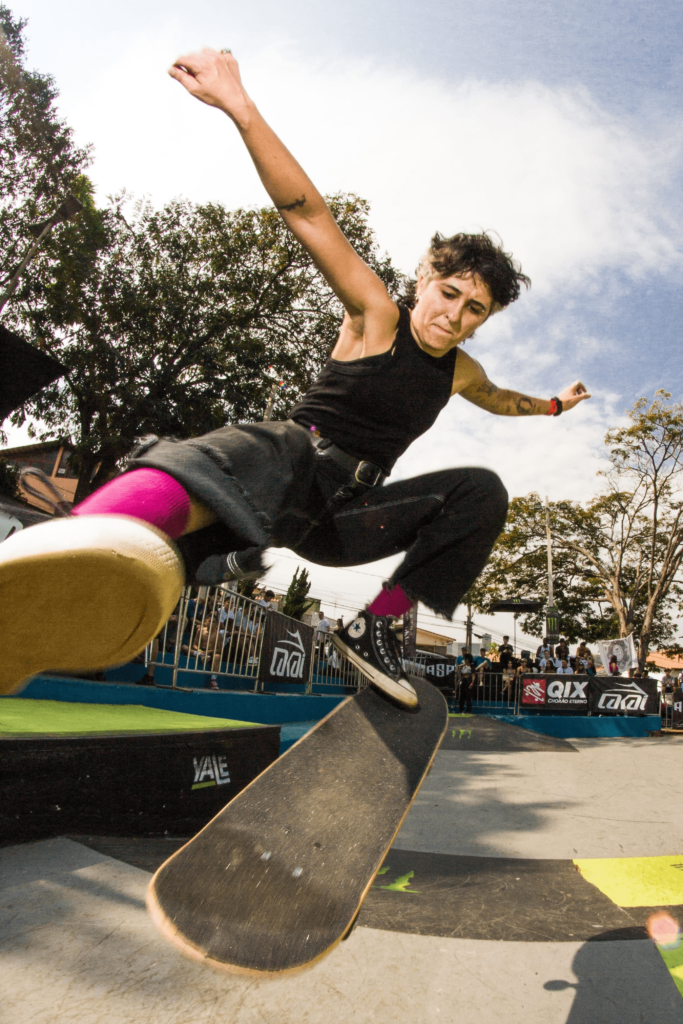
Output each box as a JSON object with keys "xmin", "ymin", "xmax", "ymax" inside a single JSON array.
[{"xmin": 547, "ymin": 398, "xmax": 558, "ymax": 416}]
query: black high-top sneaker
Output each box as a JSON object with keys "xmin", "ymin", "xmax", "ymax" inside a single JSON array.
[{"xmin": 333, "ymin": 609, "xmax": 418, "ymax": 708}]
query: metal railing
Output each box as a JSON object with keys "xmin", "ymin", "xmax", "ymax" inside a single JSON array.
[
  {"xmin": 141, "ymin": 585, "xmax": 367, "ymax": 693},
  {"xmin": 310, "ymin": 634, "xmax": 368, "ymax": 692},
  {"xmin": 144, "ymin": 586, "xmax": 267, "ymax": 690}
]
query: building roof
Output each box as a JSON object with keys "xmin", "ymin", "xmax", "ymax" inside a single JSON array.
[
  {"xmin": 415, "ymin": 627, "xmax": 454, "ymax": 646},
  {"xmin": 647, "ymin": 652, "xmax": 683, "ymax": 670},
  {"xmin": 1, "ymin": 439, "xmax": 71, "ymax": 457}
]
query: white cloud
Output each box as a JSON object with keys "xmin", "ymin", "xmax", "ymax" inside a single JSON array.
[{"xmin": 64, "ymin": 35, "xmax": 682, "ymax": 291}]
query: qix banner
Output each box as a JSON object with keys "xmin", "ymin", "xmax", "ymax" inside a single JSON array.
[
  {"xmin": 260, "ymin": 611, "xmax": 314, "ymax": 686},
  {"xmin": 521, "ymin": 674, "xmax": 590, "ymax": 713}
]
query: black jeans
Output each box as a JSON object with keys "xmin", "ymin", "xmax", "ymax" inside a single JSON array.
[
  {"xmin": 129, "ymin": 419, "xmax": 508, "ymax": 618},
  {"xmin": 459, "ymin": 683, "xmax": 474, "ymax": 713}
]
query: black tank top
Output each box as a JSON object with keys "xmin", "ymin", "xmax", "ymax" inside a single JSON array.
[{"xmin": 291, "ymin": 305, "xmax": 458, "ymax": 473}]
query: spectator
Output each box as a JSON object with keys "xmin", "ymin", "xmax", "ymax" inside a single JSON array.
[
  {"xmin": 576, "ymin": 640, "xmax": 592, "ymax": 660},
  {"xmin": 585, "ymin": 656, "xmax": 597, "ymax": 677},
  {"xmin": 458, "ymin": 653, "xmax": 476, "ymax": 713},
  {"xmin": 608, "ymin": 655, "xmax": 620, "ymax": 676},
  {"xmin": 515, "ymin": 658, "xmax": 534, "ymax": 679},
  {"xmin": 499, "ymin": 636, "xmax": 514, "ymax": 669},
  {"xmin": 316, "ymin": 610, "xmax": 331, "ymax": 636},
  {"xmin": 539, "ymin": 651, "xmax": 555, "ymax": 671},
  {"xmin": 661, "ymin": 668, "xmax": 674, "ymax": 691},
  {"xmin": 257, "ymin": 589, "xmax": 276, "ymax": 610},
  {"xmin": 456, "ymin": 646, "xmax": 471, "ymax": 665},
  {"xmin": 334, "ymin": 617, "xmax": 344, "ymax": 633},
  {"xmin": 536, "ymin": 637, "xmax": 553, "ymax": 661},
  {"xmin": 557, "ymin": 658, "xmax": 572, "ymax": 675},
  {"xmin": 474, "ymin": 646, "xmax": 491, "ymax": 672},
  {"xmin": 555, "ymin": 638, "xmax": 569, "ymax": 662}
]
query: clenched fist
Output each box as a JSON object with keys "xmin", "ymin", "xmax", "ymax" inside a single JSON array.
[
  {"xmin": 557, "ymin": 381, "xmax": 591, "ymax": 412},
  {"xmin": 169, "ymin": 48, "xmax": 252, "ymax": 128}
]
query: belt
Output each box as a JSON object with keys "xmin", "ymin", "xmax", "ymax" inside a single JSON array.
[{"xmin": 311, "ymin": 436, "xmax": 386, "ymax": 489}]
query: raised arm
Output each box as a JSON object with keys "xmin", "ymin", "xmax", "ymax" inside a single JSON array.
[
  {"xmin": 169, "ymin": 49, "xmax": 394, "ymax": 326},
  {"xmin": 456, "ymin": 353, "xmax": 590, "ymax": 416}
]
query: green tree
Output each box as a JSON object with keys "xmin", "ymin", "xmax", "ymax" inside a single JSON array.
[
  {"xmin": 0, "ymin": 6, "xmax": 89, "ymax": 298},
  {"xmin": 281, "ymin": 566, "xmax": 313, "ymax": 621},
  {"xmin": 470, "ymin": 393, "xmax": 683, "ymax": 663},
  {"xmin": 8, "ymin": 192, "xmax": 404, "ymax": 501}
]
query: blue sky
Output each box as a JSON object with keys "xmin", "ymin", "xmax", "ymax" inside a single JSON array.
[{"xmin": 6, "ymin": 0, "xmax": 683, "ymax": 642}]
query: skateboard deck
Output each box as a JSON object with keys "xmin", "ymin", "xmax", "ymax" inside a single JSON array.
[{"xmin": 147, "ymin": 674, "xmax": 447, "ymax": 975}]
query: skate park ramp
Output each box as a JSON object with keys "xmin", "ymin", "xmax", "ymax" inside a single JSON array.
[
  {"xmin": 1, "ymin": 728, "xmax": 682, "ymax": 1023},
  {"xmin": 441, "ymin": 714, "xmax": 578, "ymax": 751}
]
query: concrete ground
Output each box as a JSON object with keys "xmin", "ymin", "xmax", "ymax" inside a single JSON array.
[{"xmin": 1, "ymin": 722, "xmax": 681, "ymax": 1023}]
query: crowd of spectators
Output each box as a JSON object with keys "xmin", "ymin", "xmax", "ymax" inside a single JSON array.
[{"xmin": 453, "ymin": 635, "xmax": 602, "ymax": 711}]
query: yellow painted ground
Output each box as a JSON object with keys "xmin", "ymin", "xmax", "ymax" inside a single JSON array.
[
  {"xmin": 574, "ymin": 855, "xmax": 683, "ymax": 907},
  {"xmin": 574, "ymin": 854, "xmax": 683, "ymax": 999}
]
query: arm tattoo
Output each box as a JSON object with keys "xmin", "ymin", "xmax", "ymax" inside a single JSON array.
[
  {"xmin": 468, "ymin": 377, "xmax": 541, "ymax": 416},
  {"xmin": 276, "ymin": 195, "xmax": 306, "ymax": 212},
  {"xmin": 515, "ymin": 395, "xmax": 534, "ymax": 416}
]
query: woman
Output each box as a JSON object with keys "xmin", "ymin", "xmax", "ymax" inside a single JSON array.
[
  {"xmin": 608, "ymin": 655, "xmax": 620, "ymax": 676},
  {"xmin": 458, "ymin": 654, "xmax": 476, "ymax": 713},
  {"xmin": 0, "ymin": 48, "xmax": 591, "ymax": 709}
]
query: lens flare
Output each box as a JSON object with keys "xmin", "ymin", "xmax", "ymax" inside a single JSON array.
[{"xmin": 647, "ymin": 911, "xmax": 681, "ymax": 950}]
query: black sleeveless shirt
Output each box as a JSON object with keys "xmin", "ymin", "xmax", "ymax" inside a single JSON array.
[{"xmin": 291, "ymin": 305, "xmax": 458, "ymax": 474}]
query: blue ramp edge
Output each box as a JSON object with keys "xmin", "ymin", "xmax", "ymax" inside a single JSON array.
[{"xmin": 486, "ymin": 713, "xmax": 662, "ymax": 738}]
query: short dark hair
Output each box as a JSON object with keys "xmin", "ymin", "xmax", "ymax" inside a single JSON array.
[{"xmin": 405, "ymin": 231, "xmax": 530, "ymax": 311}]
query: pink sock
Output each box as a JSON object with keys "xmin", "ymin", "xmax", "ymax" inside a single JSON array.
[
  {"xmin": 367, "ymin": 584, "xmax": 412, "ymax": 618},
  {"xmin": 73, "ymin": 468, "xmax": 191, "ymax": 539}
]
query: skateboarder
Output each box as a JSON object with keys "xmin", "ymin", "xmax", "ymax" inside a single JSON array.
[{"xmin": 0, "ymin": 48, "xmax": 590, "ymax": 708}]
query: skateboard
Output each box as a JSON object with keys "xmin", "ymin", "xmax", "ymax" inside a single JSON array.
[{"xmin": 147, "ymin": 674, "xmax": 447, "ymax": 975}]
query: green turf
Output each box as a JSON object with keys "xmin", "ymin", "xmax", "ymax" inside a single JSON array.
[{"xmin": 0, "ymin": 698, "xmax": 262, "ymax": 736}]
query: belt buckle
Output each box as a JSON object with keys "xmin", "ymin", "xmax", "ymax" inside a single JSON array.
[{"xmin": 355, "ymin": 461, "xmax": 382, "ymax": 487}]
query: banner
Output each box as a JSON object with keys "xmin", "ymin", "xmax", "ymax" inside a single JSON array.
[
  {"xmin": 595, "ymin": 635, "xmax": 638, "ymax": 674},
  {"xmin": 520, "ymin": 674, "xmax": 589, "ymax": 713},
  {"xmin": 672, "ymin": 694, "xmax": 683, "ymax": 730},
  {"xmin": 589, "ymin": 676, "xmax": 659, "ymax": 716},
  {"xmin": 259, "ymin": 611, "xmax": 314, "ymax": 686},
  {"xmin": 423, "ymin": 656, "xmax": 457, "ymax": 684}
]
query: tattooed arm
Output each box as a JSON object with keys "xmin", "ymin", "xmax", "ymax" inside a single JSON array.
[
  {"xmin": 456, "ymin": 353, "xmax": 590, "ymax": 416},
  {"xmin": 168, "ymin": 49, "xmax": 395, "ymax": 329}
]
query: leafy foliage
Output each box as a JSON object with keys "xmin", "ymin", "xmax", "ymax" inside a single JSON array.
[
  {"xmin": 281, "ymin": 566, "xmax": 313, "ymax": 621},
  {"xmin": 1, "ymin": 11, "xmax": 405, "ymax": 499},
  {"xmin": 469, "ymin": 393, "xmax": 683, "ymax": 663},
  {"xmin": 7, "ymin": 192, "xmax": 404, "ymax": 500},
  {"xmin": 0, "ymin": 6, "xmax": 90, "ymax": 288}
]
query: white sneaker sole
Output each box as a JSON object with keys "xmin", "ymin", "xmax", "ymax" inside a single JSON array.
[
  {"xmin": 332, "ymin": 635, "xmax": 418, "ymax": 709},
  {"xmin": 0, "ymin": 515, "xmax": 185, "ymax": 694}
]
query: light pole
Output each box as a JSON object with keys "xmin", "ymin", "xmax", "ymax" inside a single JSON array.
[
  {"xmin": 262, "ymin": 378, "xmax": 286, "ymax": 421},
  {"xmin": 543, "ymin": 495, "xmax": 560, "ymax": 642},
  {"xmin": 0, "ymin": 194, "xmax": 83, "ymax": 316}
]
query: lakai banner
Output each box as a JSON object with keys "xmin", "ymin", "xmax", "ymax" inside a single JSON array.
[
  {"xmin": 260, "ymin": 611, "xmax": 314, "ymax": 686},
  {"xmin": 520, "ymin": 674, "xmax": 589, "ymax": 713},
  {"xmin": 589, "ymin": 677, "xmax": 658, "ymax": 715}
]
